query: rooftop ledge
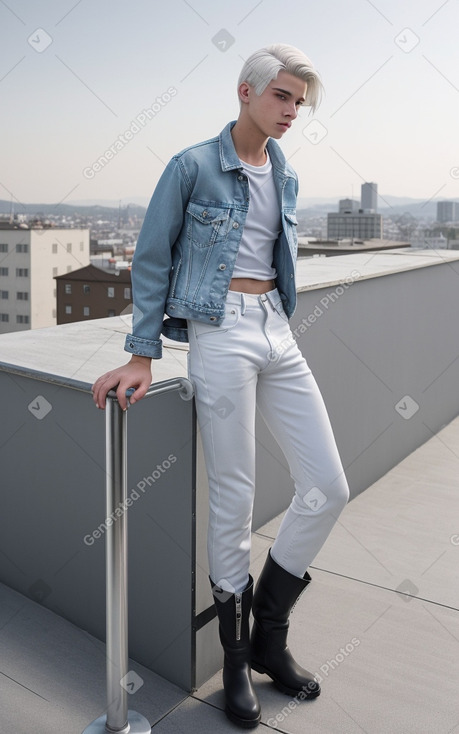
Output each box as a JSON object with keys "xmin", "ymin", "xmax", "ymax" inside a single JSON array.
[
  {"xmin": 1, "ymin": 247, "xmax": 459, "ymax": 729},
  {"xmin": 296, "ymin": 246, "xmax": 459, "ymax": 291},
  {"xmin": 1, "ymin": 248, "xmax": 459, "ymax": 386}
]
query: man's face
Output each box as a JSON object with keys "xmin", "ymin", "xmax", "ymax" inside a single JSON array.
[{"xmin": 241, "ymin": 70, "xmax": 308, "ymax": 139}]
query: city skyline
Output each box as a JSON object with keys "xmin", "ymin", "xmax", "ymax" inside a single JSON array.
[{"xmin": 1, "ymin": 0, "xmax": 459, "ymax": 209}]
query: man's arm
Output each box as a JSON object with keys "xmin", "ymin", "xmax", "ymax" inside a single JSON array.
[{"xmin": 92, "ymin": 155, "xmax": 191, "ymax": 410}]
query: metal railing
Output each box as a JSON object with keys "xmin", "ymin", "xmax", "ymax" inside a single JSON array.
[
  {"xmin": 0, "ymin": 362, "xmax": 194, "ymax": 733},
  {"xmin": 83, "ymin": 377, "xmax": 193, "ymax": 734},
  {"xmin": 0, "ymin": 362, "xmax": 193, "ymax": 734}
]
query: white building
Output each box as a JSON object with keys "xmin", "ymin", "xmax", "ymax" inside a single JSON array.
[{"xmin": 0, "ymin": 227, "xmax": 90, "ymax": 334}]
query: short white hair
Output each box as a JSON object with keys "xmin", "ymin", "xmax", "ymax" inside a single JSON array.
[{"xmin": 238, "ymin": 43, "xmax": 323, "ymax": 112}]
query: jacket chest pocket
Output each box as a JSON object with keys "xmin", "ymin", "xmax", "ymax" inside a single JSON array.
[
  {"xmin": 187, "ymin": 203, "xmax": 230, "ymax": 248},
  {"xmin": 283, "ymin": 210, "xmax": 298, "ymax": 252}
]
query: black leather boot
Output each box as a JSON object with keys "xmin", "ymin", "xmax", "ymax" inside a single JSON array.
[
  {"xmin": 211, "ymin": 576, "xmax": 261, "ymax": 729},
  {"xmin": 251, "ymin": 551, "xmax": 321, "ymax": 698}
]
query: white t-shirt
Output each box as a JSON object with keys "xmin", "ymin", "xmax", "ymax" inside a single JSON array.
[{"xmin": 232, "ymin": 151, "xmax": 281, "ymax": 281}]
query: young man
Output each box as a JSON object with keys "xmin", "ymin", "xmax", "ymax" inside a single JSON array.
[{"xmin": 92, "ymin": 44, "xmax": 350, "ymax": 729}]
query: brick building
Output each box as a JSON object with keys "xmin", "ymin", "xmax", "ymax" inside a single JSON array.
[{"xmin": 55, "ymin": 264, "xmax": 132, "ymax": 324}]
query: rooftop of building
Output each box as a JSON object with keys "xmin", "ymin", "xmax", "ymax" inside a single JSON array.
[
  {"xmin": 1, "ymin": 247, "xmax": 458, "ymax": 733},
  {"xmin": 54, "ymin": 263, "xmax": 132, "ymax": 282}
]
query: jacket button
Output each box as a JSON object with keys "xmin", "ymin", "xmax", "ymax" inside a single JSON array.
[
  {"xmin": 129, "ymin": 342, "xmax": 134, "ymax": 348},
  {"xmin": 210, "ymin": 316, "xmax": 217, "ymax": 321},
  {"xmin": 170, "ymin": 305, "xmax": 175, "ymax": 308},
  {"xmin": 238, "ymin": 175, "xmax": 244, "ymax": 181},
  {"xmin": 218, "ymin": 263, "xmax": 226, "ymax": 270},
  {"xmin": 202, "ymin": 210, "xmax": 208, "ymax": 217},
  {"xmin": 232, "ymin": 222, "xmax": 239, "ymax": 229}
]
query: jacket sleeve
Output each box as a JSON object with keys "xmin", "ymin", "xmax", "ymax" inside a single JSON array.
[{"xmin": 124, "ymin": 156, "xmax": 191, "ymax": 358}]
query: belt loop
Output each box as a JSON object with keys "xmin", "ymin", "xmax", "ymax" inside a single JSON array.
[{"xmin": 241, "ymin": 293, "xmax": 246, "ymax": 315}]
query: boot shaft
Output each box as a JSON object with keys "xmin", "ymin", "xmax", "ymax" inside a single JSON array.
[
  {"xmin": 252, "ymin": 552, "xmax": 311, "ymax": 629},
  {"xmin": 210, "ymin": 576, "xmax": 253, "ymax": 648}
]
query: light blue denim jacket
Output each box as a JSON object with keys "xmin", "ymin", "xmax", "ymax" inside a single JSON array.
[{"xmin": 124, "ymin": 120, "xmax": 299, "ymax": 359}]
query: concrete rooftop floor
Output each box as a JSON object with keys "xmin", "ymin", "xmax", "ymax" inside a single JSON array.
[{"xmin": 1, "ymin": 415, "xmax": 458, "ymax": 734}]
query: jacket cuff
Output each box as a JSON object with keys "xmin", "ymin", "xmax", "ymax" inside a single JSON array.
[{"xmin": 124, "ymin": 334, "xmax": 162, "ymax": 359}]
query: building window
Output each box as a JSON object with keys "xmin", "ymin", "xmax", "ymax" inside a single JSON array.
[
  {"xmin": 52, "ymin": 243, "xmax": 58, "ymax": 254},
  {"xmin": 1, "ymin": 291, "xmax": 8, "ymax": 299},
  {"xmin": 0, "ymin": 313, "xmax": 9, "ymax": 322},
  {"xmin": 83, "ymin": 306, "xmax": 90, "ymax": 316},
  {"xmin": 108, "ymin": 309, "xmax": 116, "ymax": 317},
  {"xmin": 67, "ymin": 243, "xmax": 72, "ymax": 253},
  {"xmin": 16, "ymin": 268, "xmax": 29, "ymax": 277},
  {"xmin": 52, "ymin": 267, "xmax": 58, "ymax": 277},
  {"xmin": 65, "ymin": 284, "xmax": 72, "ymax": 294},
  {"xmin": 17, "ymin": 292, "xmax": 29, "ymax": 300},
  {"xmin": 83, "ymin": 284, "xmax": 90, "ymax": 294},
  {"xmin": 65, "ymin": 305, "xmax": 72, "ymax": 314},
  {"xmin": 0, "ymin": 267, "xmax": 8, "ymax": 276},
  {"xmin": 0, "ymin": 244, "xmax": 8, "ymax": 253},
  {"xmin": 107, "ymin": 286, "xmax": 115, "ymax": 298},
  {"xmin": 16, "ymin": 243, "xmax": 29, "ymax": 253},
  {"xmin": 16, "ymin": 315, "xmax": 29, "ymax": 324},
  {"xmin": 124, "ymin": 287, "xmax": 131, "ymax": 299}
]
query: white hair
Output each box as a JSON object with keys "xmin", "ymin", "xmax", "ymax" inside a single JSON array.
[{"xmin": 237, "ymin": 43, "xmax": 323, "ymax": 112}]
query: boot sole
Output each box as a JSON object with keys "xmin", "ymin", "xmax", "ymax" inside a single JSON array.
[
  {"xmin": 251, "ymin": 662, "xmax": 321, "ymax": 699},
  {"xmin": 225, "ymin": 706, "xmax": 261, "ymax": 729}
]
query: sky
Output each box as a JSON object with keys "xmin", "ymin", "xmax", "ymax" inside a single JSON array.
[{"xmin": 1, "ymin": 0, "xmax": 459, "ymax": 209}]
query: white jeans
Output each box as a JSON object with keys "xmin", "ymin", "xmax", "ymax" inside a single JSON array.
[{"xmin": 187, "ymin": 289, "xmax": 349, "ymax": 594}]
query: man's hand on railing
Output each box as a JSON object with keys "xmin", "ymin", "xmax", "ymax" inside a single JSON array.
[{"xmin": 91, "ymin": 355, "xmax": 152, "ymax": 411}]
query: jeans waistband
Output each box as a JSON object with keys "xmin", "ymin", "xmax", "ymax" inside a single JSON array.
[{"xmin": 226, "ymin": 288, "xmax": 280, "ymax": 311}]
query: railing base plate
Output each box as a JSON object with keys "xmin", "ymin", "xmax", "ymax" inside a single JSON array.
[{"xmin": 83, "ymin": 710, "xmax": 151, "ymax": 733}]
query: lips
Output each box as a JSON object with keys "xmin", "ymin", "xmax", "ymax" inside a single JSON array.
[{"xmin": 277, "ymin": 122, "xmax": 291, "ymax": 129}]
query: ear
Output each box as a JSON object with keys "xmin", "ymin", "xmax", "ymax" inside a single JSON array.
[{"xmin": 238, "ymin": 82, "xmax": 251, "ymax": 105}]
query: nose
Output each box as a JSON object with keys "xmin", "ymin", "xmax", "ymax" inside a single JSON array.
[{"xmin": 286, "ymin": 101, "xmax": 298, "ymax": 120}]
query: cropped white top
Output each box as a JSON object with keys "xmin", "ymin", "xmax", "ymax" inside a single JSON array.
[{"xmin": 232, "ymin": 151, "xmax": 281, "ymax": 281}]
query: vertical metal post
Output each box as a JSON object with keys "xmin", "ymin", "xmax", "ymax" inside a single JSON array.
[
  {"xmin": 83, "ymin": 395, "xmax": 151, "ymax": 734},
  {"xmin": 105, "ymin": 396, "xmax": 128, "ymax": 731}
]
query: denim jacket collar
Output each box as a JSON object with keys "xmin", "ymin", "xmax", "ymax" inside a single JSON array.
[{"xmin": 219, "ymin": 120, "xmax": 295, "ymax": 180}]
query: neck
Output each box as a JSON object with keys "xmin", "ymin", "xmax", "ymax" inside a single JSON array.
[{"xmin": 231, "ymin": 118, "xmax": 268, "ymax": 166}]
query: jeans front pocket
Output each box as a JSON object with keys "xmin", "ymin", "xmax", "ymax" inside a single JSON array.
[{"xmin": 190, "ymin": 305, "xmax": 240, "ymax": 339}]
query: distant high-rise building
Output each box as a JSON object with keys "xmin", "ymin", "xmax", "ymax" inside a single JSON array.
[
  {"xmin": 0, "ymin": 226, "xmax": 90, "ymax": 334},
  {"xmin": 338, "ymin": 198, "xmax": 360, "ymax": 213},
  {"xmin": 437, "ymin": 201, "xmax": 457, "ymax": 223},
  {"xmin": 327, "ymin": 211, "xmax": 382, "ymax": 240},
  {"xmin": 327, "ymin": 195, "xmax": 381, "ymax": 239},
  {"xmin": 361, "ymin": 182, "xmax": 378, "ymax": 213}
]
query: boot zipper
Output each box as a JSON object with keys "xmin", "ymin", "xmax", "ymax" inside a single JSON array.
[
  {"xmin": 235, "ymin": 593, "xmax": 242, "ymax": 641},
  {"xmin": 290, "ymin": 587, "xmax": 306, "ymax": 614}
]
